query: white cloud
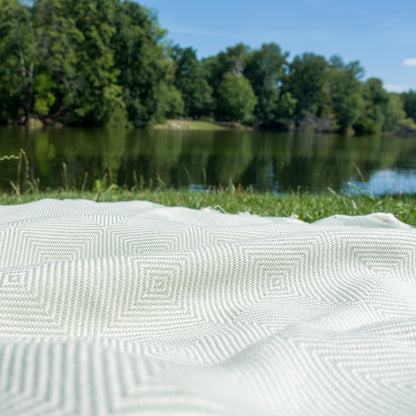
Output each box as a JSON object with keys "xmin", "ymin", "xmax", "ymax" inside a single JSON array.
[
  {"xmin": 403, "ymin": 58, "xmax": 416, "ymax": 66},
  {"xmin": 385, "ymin": 85, "xmax": 408, "ymax": 93}
]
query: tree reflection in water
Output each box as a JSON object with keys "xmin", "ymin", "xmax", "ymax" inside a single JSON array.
[{"xmin": 1, "ymin": 126, "xmax": 416, "ymax": 195}]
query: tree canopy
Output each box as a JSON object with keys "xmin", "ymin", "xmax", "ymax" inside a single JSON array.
[{"xmin": 0, "ymin": 0, "xmax": 415, "ymax": 135}]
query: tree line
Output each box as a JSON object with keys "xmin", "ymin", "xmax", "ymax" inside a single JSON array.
[{"xmin": 1, "ymin": 0, "xmax": 416, "ymax": 135}]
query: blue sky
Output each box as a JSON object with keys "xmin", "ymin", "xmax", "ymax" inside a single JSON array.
[{"xmin": 139, "ymin": 0, "xmax": 416, "ymax": 92}]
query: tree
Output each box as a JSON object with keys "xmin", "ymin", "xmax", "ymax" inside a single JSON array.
[
  {"xmin": 328, "ymin": 56, "xmax": 365, "ymax": 134},
  {"xmin": 244, "ymin": 43, "xmax": 288, "ymax": 127},
  {"xmin": 284, "ymin": 53, "xmax": 330, "ymax": 125},
  {"xmin": 273, "ymin": 92, "xmax": 297, "ymax": 130},
  {"xmin": 354, "ymin": 78, "xmax": 389, "ymax": 134},
  {"xmin": 202, "ymin": 43, "xmax": 251, "ymax": 119},
  {"xmin": 0, "ymin": 0, "xmax": 89, "ymax": 124},
  {"xmin": 221, "ymin": 43, "xmax": 250, "ymax": 77},
  {"xmin": 112, "ymin": 0, "xmax": 175, "ymax": 127},
  {"xmin": 63, "ymin": 0, "xmax": 124, "ymax": 126},
  {"xmin": 401, "ymin": 90, "xmax": 416, "ymax": 122},
  {"xmin": 383, "ymin": 93, "xmax": 416, "ymax": 133},
  {"xmin": 204, "ymin": 43, "xmax": 250, "ymax": 84},
  {"xmin": 0, "ymin": 1, "xmax": 412, "ymax": 134},
  {"xmin": 153, "ymin": 82, "xmax": 184, "ymax": 122},
  {"xmin": 28, "ymin": 0, "xmax": 88, "ymax": 122},
  {"xmin": 217, "ymin": 72, "xmax": 257, "ymax": 122},
  {"xmin": 0, "ymin": 0, "xmax": 186, "ymax": 127},
  {"xmin": 171, "ymin": 46, "xmax": 212, "ymax": 118},
  {"xmin": 0, "ymin": 0, "xmax": 24, "ymax": 121},
  {"xmin": 0, "ymin": 0, "xmax": 44, "ymax": 123}
]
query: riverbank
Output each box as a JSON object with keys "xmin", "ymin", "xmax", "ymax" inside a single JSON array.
[
  {"xmin": 153, "ymin": 119, "xmax": 254, "ymax": 131},
  {"xmin": 1, "ymin": 189, "xmax": 415, "ymax": 225}
]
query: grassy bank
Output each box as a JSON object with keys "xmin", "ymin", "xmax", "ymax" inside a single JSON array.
[
  {"xmin": 153, "ymin": 119, "xmax": 252, "ymax": 131},
  {"xmin": 1, "ymin": 188, "xmax": 415, "ymax": 225}
]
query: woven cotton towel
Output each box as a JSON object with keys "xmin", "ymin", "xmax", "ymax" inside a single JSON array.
[{"xmin": 0, "ymin": 199, "xmax": 416, "ymax": 415}]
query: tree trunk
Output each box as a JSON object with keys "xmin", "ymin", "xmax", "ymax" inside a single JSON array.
[{"xmin": 23, "ymin": 81, "xmax": 33, "ymax": 124}]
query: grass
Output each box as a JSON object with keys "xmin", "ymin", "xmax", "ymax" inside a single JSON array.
[
  {"xmin": 153, "ymin": 119, "xmax": 252, "ymax": 131},
  {"xmin": 1, "ymin": 187, "xmax": 416, "ymax": 226}
]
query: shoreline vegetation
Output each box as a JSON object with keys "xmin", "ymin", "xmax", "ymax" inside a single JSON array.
[
  {"xmin": 1, "ymin": 1, "xmax": 416, "ymax": 136},
  {"xmin": 11, "ymin": 117, "xmax": 415, "ymax": 134},
  {"xmin": 11, "ymin": 116, "xmax": 413, "ymax": 134}
]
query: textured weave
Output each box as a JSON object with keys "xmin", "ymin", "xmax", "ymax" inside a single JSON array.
[{"xmin": 0, "ymin": 199, "xmax": 416, "ymax": 415}]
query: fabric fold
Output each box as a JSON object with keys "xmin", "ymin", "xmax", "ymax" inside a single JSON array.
[{"xmin": 0, "ymin": 199, "xmax": 415, "ymax": 415}]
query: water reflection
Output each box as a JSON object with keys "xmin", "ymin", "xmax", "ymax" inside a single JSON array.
[
  {"xmin": 346, "ymin": 169, "xmax": 416, "ymax": 195},
  {"xmin": 1, "ymin": 126, "xmax": 416, "ymax": 194}
]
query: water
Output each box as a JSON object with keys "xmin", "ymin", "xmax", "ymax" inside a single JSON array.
[{"xmin": 0, "ymin": 125, "xmax": 416, "ymax": 194}]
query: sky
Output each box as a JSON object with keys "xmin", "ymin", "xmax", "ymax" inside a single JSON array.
[{"xmin": 139, "ymin": 0, "xmax": 416, "ymax": 92}]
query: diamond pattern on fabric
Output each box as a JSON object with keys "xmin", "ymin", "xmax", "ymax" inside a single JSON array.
[{"xmin": 0, "ymin": 199, "xmax": 415, "ymax": 415}]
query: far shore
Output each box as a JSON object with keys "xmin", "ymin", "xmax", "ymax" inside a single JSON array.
[{"xmin": 153, "ymin": 119, "xmax": 255, "ymax": 131}]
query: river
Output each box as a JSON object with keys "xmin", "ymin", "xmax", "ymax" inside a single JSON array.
[{"xmin": 1, "ymin": 126, "xmax": 416, "ymax": 194}]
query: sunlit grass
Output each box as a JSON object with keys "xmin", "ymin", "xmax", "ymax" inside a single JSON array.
[
  {"xmin": 1, "ymin": 187, "xmax": 416, "ymax": 226},
  {"xmin": 153, "ymin": 119, "xmax": 230, "ymax": 131}
]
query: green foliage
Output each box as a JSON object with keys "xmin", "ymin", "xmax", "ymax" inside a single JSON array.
[
  {"xmin": 401, "ymin": 90, "xmax": 416, "ymax": 122},
  {"xmin": 171, "ymin": 46, "xmax": 213, "ymax": 118},
  {"xmin": 201, "ymin": 43, "xmax": 251, "ymax": 120},
  {"xmin": 244, "ymin": 43, "xmax": 288, "ymax": 127},
  {"xmin": 274, "ymin": 92, "xmax": 297, "ymax": 129},
  {"xmin": 112, "ymin": 0, "xmax": 173, "ymax": 127},
  {"xmin": 0, "ymin": 1, "xmax": 413, "ymax": 134},
  {"xmin": 105, "ymin": 100, "xmax": 130, "ymax": 130},
  {"xmin": 153, "ymin": 82, "xmax": 184, "ymax": 122},
  {"xmin": 0, "ymin": 0, "xmax": 34, "ymax": 121},
  {"xmin": 0, "ymin": 0, "xmax": 175, "ymax": 127},
  {"xmin": 354, "ymin": 116, "xmax": 380, "ymax": 135},
  {"xmin": 354, "ymin": 78, "xmax": 387, "ymax": 134},
  {"xmin": 396, "ymin": 116, "xmax": 416, "ymax": 133},
  {"xmin": 354, "ymin": 79, "xmax": 415, "ymax": 134},
  {"xmin": 208, "ymin": 43, "xmax": 250, "ymax": 80},
  {"xmin": 329, "ymin": 56, "xmax": 365, "ymax": 134},
  {"xmin": 66, "ymin": 0, "xmax": 121, "ymax": 125},
  {"xmin": 34, "ymin": 72, "xmax": 55, "ymax": 115},
  {"xmin": 285, "ymin": 53, "xmax": 330, "ymax": 125},
  {"xmin": 382, "ymin": 93, "xmax": 410, "ymax": 133},
  {"xmin": 221, "ymin": 43, "xmax": 250, "ymax": 77},
  {"xmin": 217, "ymin": 72, "xmax": 257, "ymax": 122}
]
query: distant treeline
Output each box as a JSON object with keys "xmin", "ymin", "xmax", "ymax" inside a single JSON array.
[{"xmin": 1, "ymin": 0, "xmax": 416, "ymax": 134}]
